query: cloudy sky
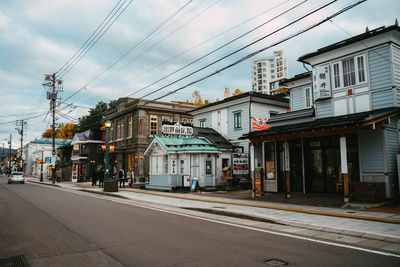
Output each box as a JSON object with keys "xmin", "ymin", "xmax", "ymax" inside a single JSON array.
[{"xmin": 0, "ymin": 0, "xmax": 399, "ymax": 147}]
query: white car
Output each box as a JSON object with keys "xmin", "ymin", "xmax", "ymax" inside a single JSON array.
[{"xmin": 8, "ymin": 172, "xmax": 25, "ymax": 184}]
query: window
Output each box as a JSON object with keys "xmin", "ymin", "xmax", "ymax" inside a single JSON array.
[
  {"xmin": 199, "ymin": 119, "xmax": 206, "ymax": 128},
  {"xmin": 162, "ymin": 115, "xmax": 171, "ymax": 122},
  {"xmin": 332, "ymin": 54, "xmax": 366, "ymax": 89},
  {"xmin": 357, "ymin": 56, "xmax": 365, "ymax": 82},
  {"xmin": 151, "ymin": 155, "xmax": 162, "ymax": 174},
  {"xmin": 270, "ymin": 82, "xmax": 275, "ymax": 90},
  {"xmin": 110, "ymin": 122, "xmax": 114, "ymax": 140},
  {"xmin": 150, "ymin": 115, "xmax": 158, "ymax": 136},
  {"xmin": 205, "ymin": 160, "xmax": 212, "ymax": 175},
  {"xmin": 234, "ymin": 112, "xmax": 241, "ymax": 129},
  {"xmin": 180, "ymin": 160, "xmax": 185, "ymax": 174},
  {"xmin": 164, "ymin": 155, "xmax": 168, "ymax": 174},
  {"xmin": 333, "ymin": 63, "xmax": 340, "ymax": 88},
  {"xmin": 342, "ymin": 58, "xmax": 356, "ymax": 87},
  {"xmin": 116, "ymin": 119, "xmax": 123, "ymax": 139},
  {"xmin": 304, "ymin": 87, "xmax": 312, "ymax": 108},
  {"xmin": 128, "ymin": 116, "xmax": 133, "ymax": 138}
]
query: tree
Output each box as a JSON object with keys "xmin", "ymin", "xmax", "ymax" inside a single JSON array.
[
  {"xmin": 56, "ymin": 123, "xmax": 76, "ymax": 139},
  {"xmin": 77, "ymin": 101, "xmax": 116, "ymax": 132},
  {"xmin": 42, "ymin": 128, "xmax": 54, "ymax": 138},
  {"xmin": 232, "ymin": 88, "xmax": 243, "ymax": 96}
]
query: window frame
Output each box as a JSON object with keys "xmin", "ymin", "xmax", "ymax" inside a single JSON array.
[
  {"xmin": 128, "ymin": 116, "xmax": 133, "ymax": 138},
  {"xmin": 331, "ymin": 54, "xmax": 367, "ymax": 90},
  {"xmin": 150, "ymin": 115, "xmax": 158, "ymax": 136},
  {"xmin": 233, "ymin": 112, "xmax": 242, "ymax": 129},
  {"xmin": 199, "ymin": 119, "xmax": 206, "ymax": 128},
  {"xmin": 304, "ymin": 87, "xmax": 312, "ymax": 108}
]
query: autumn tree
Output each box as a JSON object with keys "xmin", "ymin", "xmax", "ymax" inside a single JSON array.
[
  {"xmin": 192, "ymin": 90, "xmax": 204, "ymax": 107},
  {"xmin": 223, "ymin": 87, "xmax": 231, "ymax": 98},
  {"xmin": 56, "ymin": 123, "xmax": 76, "ymax": 139},
  {"xmin": 232, "ymin": 88, "xmax": 243, "ymax": 96},
  {"xmin": 41, "ymin": 128, "xmax": 54, "ymax": 138}
]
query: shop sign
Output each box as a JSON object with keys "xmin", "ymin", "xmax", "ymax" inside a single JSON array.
[
  {"xmin": 233, "ymin": 153, "xmax": 249, "ymax": 175},
  {"xmin": 162, "ymin": 122, "xmax": 193, "ymax": 136},
  {"xmin": 313, "ymin": 64, "xmax": 331, "ymax": 100},
  {"xmin": 283, "ymin": 142, "xmax": 290, "ymax": 171},
  {"xmin": 171, "ymin": 159, "xmax": 177, "ymax": 174},
  {"xmin": 252, "ymin": 118, "xmax": 270, "ymax": 130},
  {"xmin": 45, "ymin": 157, "xmax": 51, "ymax": 164},
  {"xmin": 72, "ymin": 171, "xmax": 77, "ymax": 183}
]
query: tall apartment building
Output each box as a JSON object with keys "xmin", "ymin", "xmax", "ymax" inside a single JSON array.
[{"xmin": 251, "ymin": 50, "xmax": 288, "ymax": 94}]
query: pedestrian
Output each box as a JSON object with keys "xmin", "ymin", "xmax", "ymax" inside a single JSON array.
[
  {"xmin": 91, "ymin": 173, "xmax": 97, "ymax": 187},
  {"xmin": 128, "ymin": 168, "xmax": 135, "ymax": 187},
  {"xmin": 98, "ymin": 168, "xmax": 104, "ymax": 188},
  {"xmin": 119, "ymin": 168, "xmax": 125, "ymax": 188}
]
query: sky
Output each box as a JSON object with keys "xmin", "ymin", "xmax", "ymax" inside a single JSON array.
[{"xmin": 0, "ymin": 0, "xmax": 399, "ymax": 148}]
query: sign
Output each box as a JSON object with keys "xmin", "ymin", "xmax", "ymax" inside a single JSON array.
[
  {"xmin": 283, "ymin": 142, "xmax": 290, "ymax": 171},
  {"xmin": 52, "ymin": 151, "xmax": 56, "ymax": 155},
  {"xmin": 340, "ymin": 137, "xmax": 348, "ymax": 174},
  {"xmin": 162, "ymin": 122, "xmax": 193, "ymax": 136},
  {"xmin": 72, "ymin": 171, "xmax": 77, "ymax": 183},
  {"xmin": 101, "ymin": 145, "xmax": 115, "ymax": 152},
  {"xmin": 171, "ymin": 159, "xmax": 177, "ymax": 174},
  {"xmin": 190, "ymin": 179, "xmax": 198, "ymax": 191},
  {"xmin": 313, "ymin": 64, "xmax": 331, "ymax": 100},
  {"xmin": 45, "ymin": 157, "xmax": 51, "ymax": 164},
  {"xmin": 73, "ymin": 144, "xmax": 79, "ymax": 151},
  {"xmin": 183, "ymin": 175, "xmax": 190, "ymax": 187},
  {"xmin": 233, "ymin": 153, "xmax": 249, "ymax": 175},
  {"xmin": 252, "ymin": 118, "xmax": 270, "ymax": 130}
]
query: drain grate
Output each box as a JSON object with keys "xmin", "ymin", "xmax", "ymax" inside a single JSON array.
[
  {"xmin": 0, "ymin": 255, "xmax": 30, "ymax": 267},
  {"xmin": 264, "ymin": 259, "xmax": 288, "ymax": 266}
]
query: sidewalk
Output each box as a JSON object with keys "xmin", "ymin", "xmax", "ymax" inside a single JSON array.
[{"xmin": 27, "ymin": 177, "xmax": 400, "ymax": 248}]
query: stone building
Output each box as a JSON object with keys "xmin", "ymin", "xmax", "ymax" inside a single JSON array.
[{"xmin": 104, "ymin": 97, "xmax": 196, "ymax": 180}]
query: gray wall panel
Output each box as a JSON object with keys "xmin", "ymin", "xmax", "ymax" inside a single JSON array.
[
  {"xmin": 315, "ymin": 100, "xmax": 332, "ymax": 118},
  {"xmin": 358, "ymin": 130, "xmax": 384, "ymax": 173},
  {"xmin": 385, "ymin": 129, "xmax": 399, "ymax": 173},
  {"xmin": 368, "ymin": 46, "xmax": 392, "ymax": 90},
  {"xmin": 371, "ymin": 89, "xmax": 394, "ymax": 109}
]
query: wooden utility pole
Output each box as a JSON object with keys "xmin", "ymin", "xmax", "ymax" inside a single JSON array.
[
  {"xmin": 16, "ymin": 119, "xmax": 26, "ymax": 169},
  {"xmin": 8, "ymin": 134, "xmax": 11, "ymax": 169},
  {"xmin": 43, "ymin": 73, "xmax": 62, "ymax": 184}
]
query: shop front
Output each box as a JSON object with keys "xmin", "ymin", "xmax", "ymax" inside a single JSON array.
[{"xmin": 245, "ymin": 108, "xmax": 400, "ymax": 201}]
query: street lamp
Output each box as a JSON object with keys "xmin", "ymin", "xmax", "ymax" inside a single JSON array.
[
  {"xmin": 104, "ymin": 120, "xmax": 111, "ymax": 180},
  {"xmin": 40, "ymin": 147, "xmax": 44, "ymax": 182}
]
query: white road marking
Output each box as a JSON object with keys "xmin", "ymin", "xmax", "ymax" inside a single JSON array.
[{"xmin": 28, "ymin": 181, "xmax": 400, "ymax": 258}]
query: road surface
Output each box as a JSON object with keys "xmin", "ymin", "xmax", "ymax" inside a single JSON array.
[{"xmin": 0, "ymin": 175, "xmax": 399, "ymax": 266}]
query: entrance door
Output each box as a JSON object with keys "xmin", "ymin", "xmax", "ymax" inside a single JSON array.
[
  {"xmin": 264, "ymin": 141, "xmax": 277, "ymax": 192},
  {"xmin": 204, "ymin": 158, "xmax": 213, "ymax": 186}
]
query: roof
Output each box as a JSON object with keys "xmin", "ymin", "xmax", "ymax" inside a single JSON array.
[
  {"xmin": 279, "ymin": 72, "xmax": 311, "ymax": 85},
  {"xmin": 193, "ymin": 127, "xmax": 234, "ymax": 150},
  {"xmin": 190, "ymin": 91, "xmax": 288, "ymax": 112},
  {"xmin": 57, "ymin": 141, "xmax": 72, "ymax": 149},
  {"xmin": 298, "ymin": 25, "xmax": 400, "ymax": 63},
  {"xmin": 268, "ymin": 108, "xmax": 314, "ymax": 123},
  {"xmin": 71, "ymin": 130, "xmax": 104, "ymax": 145},
  {"xmin": 31, "ymin": 138, "xmax": 71, "ymax": 146},
  {"xmin": 242, "ymin": 107, "xmax": 400, "ymax": 140},
  {"xmin": 145, "ymin": 135, "xmax": 219, "ymax": 154}
]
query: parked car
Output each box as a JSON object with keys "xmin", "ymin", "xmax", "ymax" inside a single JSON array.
[{"xmin": 8, "ymin": 172, "xmax": 25, "ymax": 184}]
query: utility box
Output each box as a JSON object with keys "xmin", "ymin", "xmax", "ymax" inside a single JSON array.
[
  {"xmin": 255, "ymin": 167, "xmax": 264, "ymax": 196},
  {"xmin": 104, "ymin": 179, "xmax": 119, "ymax": 192}
]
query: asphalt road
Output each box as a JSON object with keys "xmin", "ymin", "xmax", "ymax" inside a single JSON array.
[{"xmin": 0, "ymin": 175, "xmax": 399, "ymax": 267}]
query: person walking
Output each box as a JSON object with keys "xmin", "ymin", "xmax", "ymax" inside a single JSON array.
[
  {"xmin": 128, "ymin": 168, "xmax": 135, "ymax": 187},
  {"xmin": 98, "ymin": 168, "xmax": 104, "ymax": 188},
  {"xmin": 119, "ymin": 168, "xmax": 125, "ymax": 188}
]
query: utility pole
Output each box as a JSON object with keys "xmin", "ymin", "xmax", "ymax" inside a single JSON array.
[
  {"xmin": 16, "ymin": 119, "xmax": 27, "ymax": 170},
  {"xmin": 43, "ymin": 73, "xmax": 63, "ymax": 184},
  {"xmin": 8, "ymin": 134, "xmax": 12, "ymax": 170}
]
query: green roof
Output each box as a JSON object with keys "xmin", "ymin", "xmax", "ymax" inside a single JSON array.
[
  {"xmin": 31, "ymin": 138, "xmax": 72, "ymax": 146},
  {"xmin": 152, "ymin": 135, "xmax": 219, "ymax": 152}
]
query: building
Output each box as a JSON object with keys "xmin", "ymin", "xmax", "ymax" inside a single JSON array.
[
  {"xmin": 24, "ymin": 138, "xmax": 71, "ymax": 179},
  {"xmin": 71, "ymin": 130, "xmax": 104, "ymax": 182},
  {"xmin": 104, "ymin": 97, "xmax": 196, "ymax": 180},
  {"xmin": 56, "ymin": 141, "xmax": 72, "ymax": 181},
  {"xmin": 251, "ymin": 50, "xmax": 288, "ymax": 94},
  {"xmin": 144, "ymin": 135, "xmax": 221, "ymax": 190},
  {"xmin": 189, "ymin": 91, "xmax": 289, "ymax": 155},
  {"xmin": 243, "ymin": 25, "xmax": 400, "ymax": 201}
]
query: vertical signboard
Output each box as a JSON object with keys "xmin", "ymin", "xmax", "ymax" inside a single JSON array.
[
  {"xmin": 283, "ymin": 142, "xmax": 290, "ymax": 171},
  {"xmin": 340, "ymin": 137, "xmax": 348, "ymax": 174},
  {"xmin": 313, "ymin": 64, "xmax": 331, "ymax": 100},
  {"xmin": 233, "ymin": 153, "xmax": 249, "ymax": 175}
]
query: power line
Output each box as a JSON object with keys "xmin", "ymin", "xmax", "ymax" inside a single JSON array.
[
  {"xmin": 149, "ymin": 0, "xmax": 367, "ymax": 104},
  {"xmin": 138, "ymin": 0, "xmax": 336, "ymax": 101},
  {"xmin": 55, "ymin": 0, "xmax": 126, "ymax": 75},
  {"xmin": 60, "ymin": 0, "xmax": 194, "ymax": 105},
  {"xmin": 58, "ymin": 0, "xmax": 135, "ymax": 79}
]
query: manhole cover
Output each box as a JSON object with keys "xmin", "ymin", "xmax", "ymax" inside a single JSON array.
[
  {"xmin": 264, "ymin": 259, "xmax": 287, "ymax": 266},
  {"xmin": 0, "ymin": 255, "xmax": 30, "ymax": 267}
]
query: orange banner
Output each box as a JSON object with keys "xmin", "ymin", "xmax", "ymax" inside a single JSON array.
[{"xmin": 252, "ymin": 117, "xmax": 271, "ymax": 130}]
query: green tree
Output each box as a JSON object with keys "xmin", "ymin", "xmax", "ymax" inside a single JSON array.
[{"xmin": 77, "ymin": 100, "xmax": 116, "ymax": 132}]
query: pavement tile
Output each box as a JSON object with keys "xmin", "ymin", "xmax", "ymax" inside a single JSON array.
[
  {"xmin": 361, "ymin": 233, "xmax": 387, "ymax": 241},
  {"xmin": 381, "ymin": 243, "xmax": 400, "ymax": 253},
  {"xmin": 314, "ymin": 232, "xmax": 345, "ymax": 241},
  {"xmin": 322, "ymin": 227, "xmax": 343, "ymax": 234},
  {"xmin": 341, "ymin": 230, "xmax": 364, "ymax": 237},
  {"xmin": 383, "ymin": 236, "xmax": 400, "ymax": 244},
  {"xmin": 357, "ymin": 239, "xmax": 392, "ymax": 249},
  {"xmin": 296, "ymin": 229, "xmax": 323, "ymax": 237}
]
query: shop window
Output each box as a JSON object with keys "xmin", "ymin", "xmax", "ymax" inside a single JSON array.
[
  {"xmin": 234, "ymin": 112, "xmax": 241, "ymax": 129},
  {"xmin": 150, "ymin": 115, "xmax": 158, "ymax": 136},
  {"xmin": 128, "ymin": 116, "xmax": 133, "ymax": 138}
]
